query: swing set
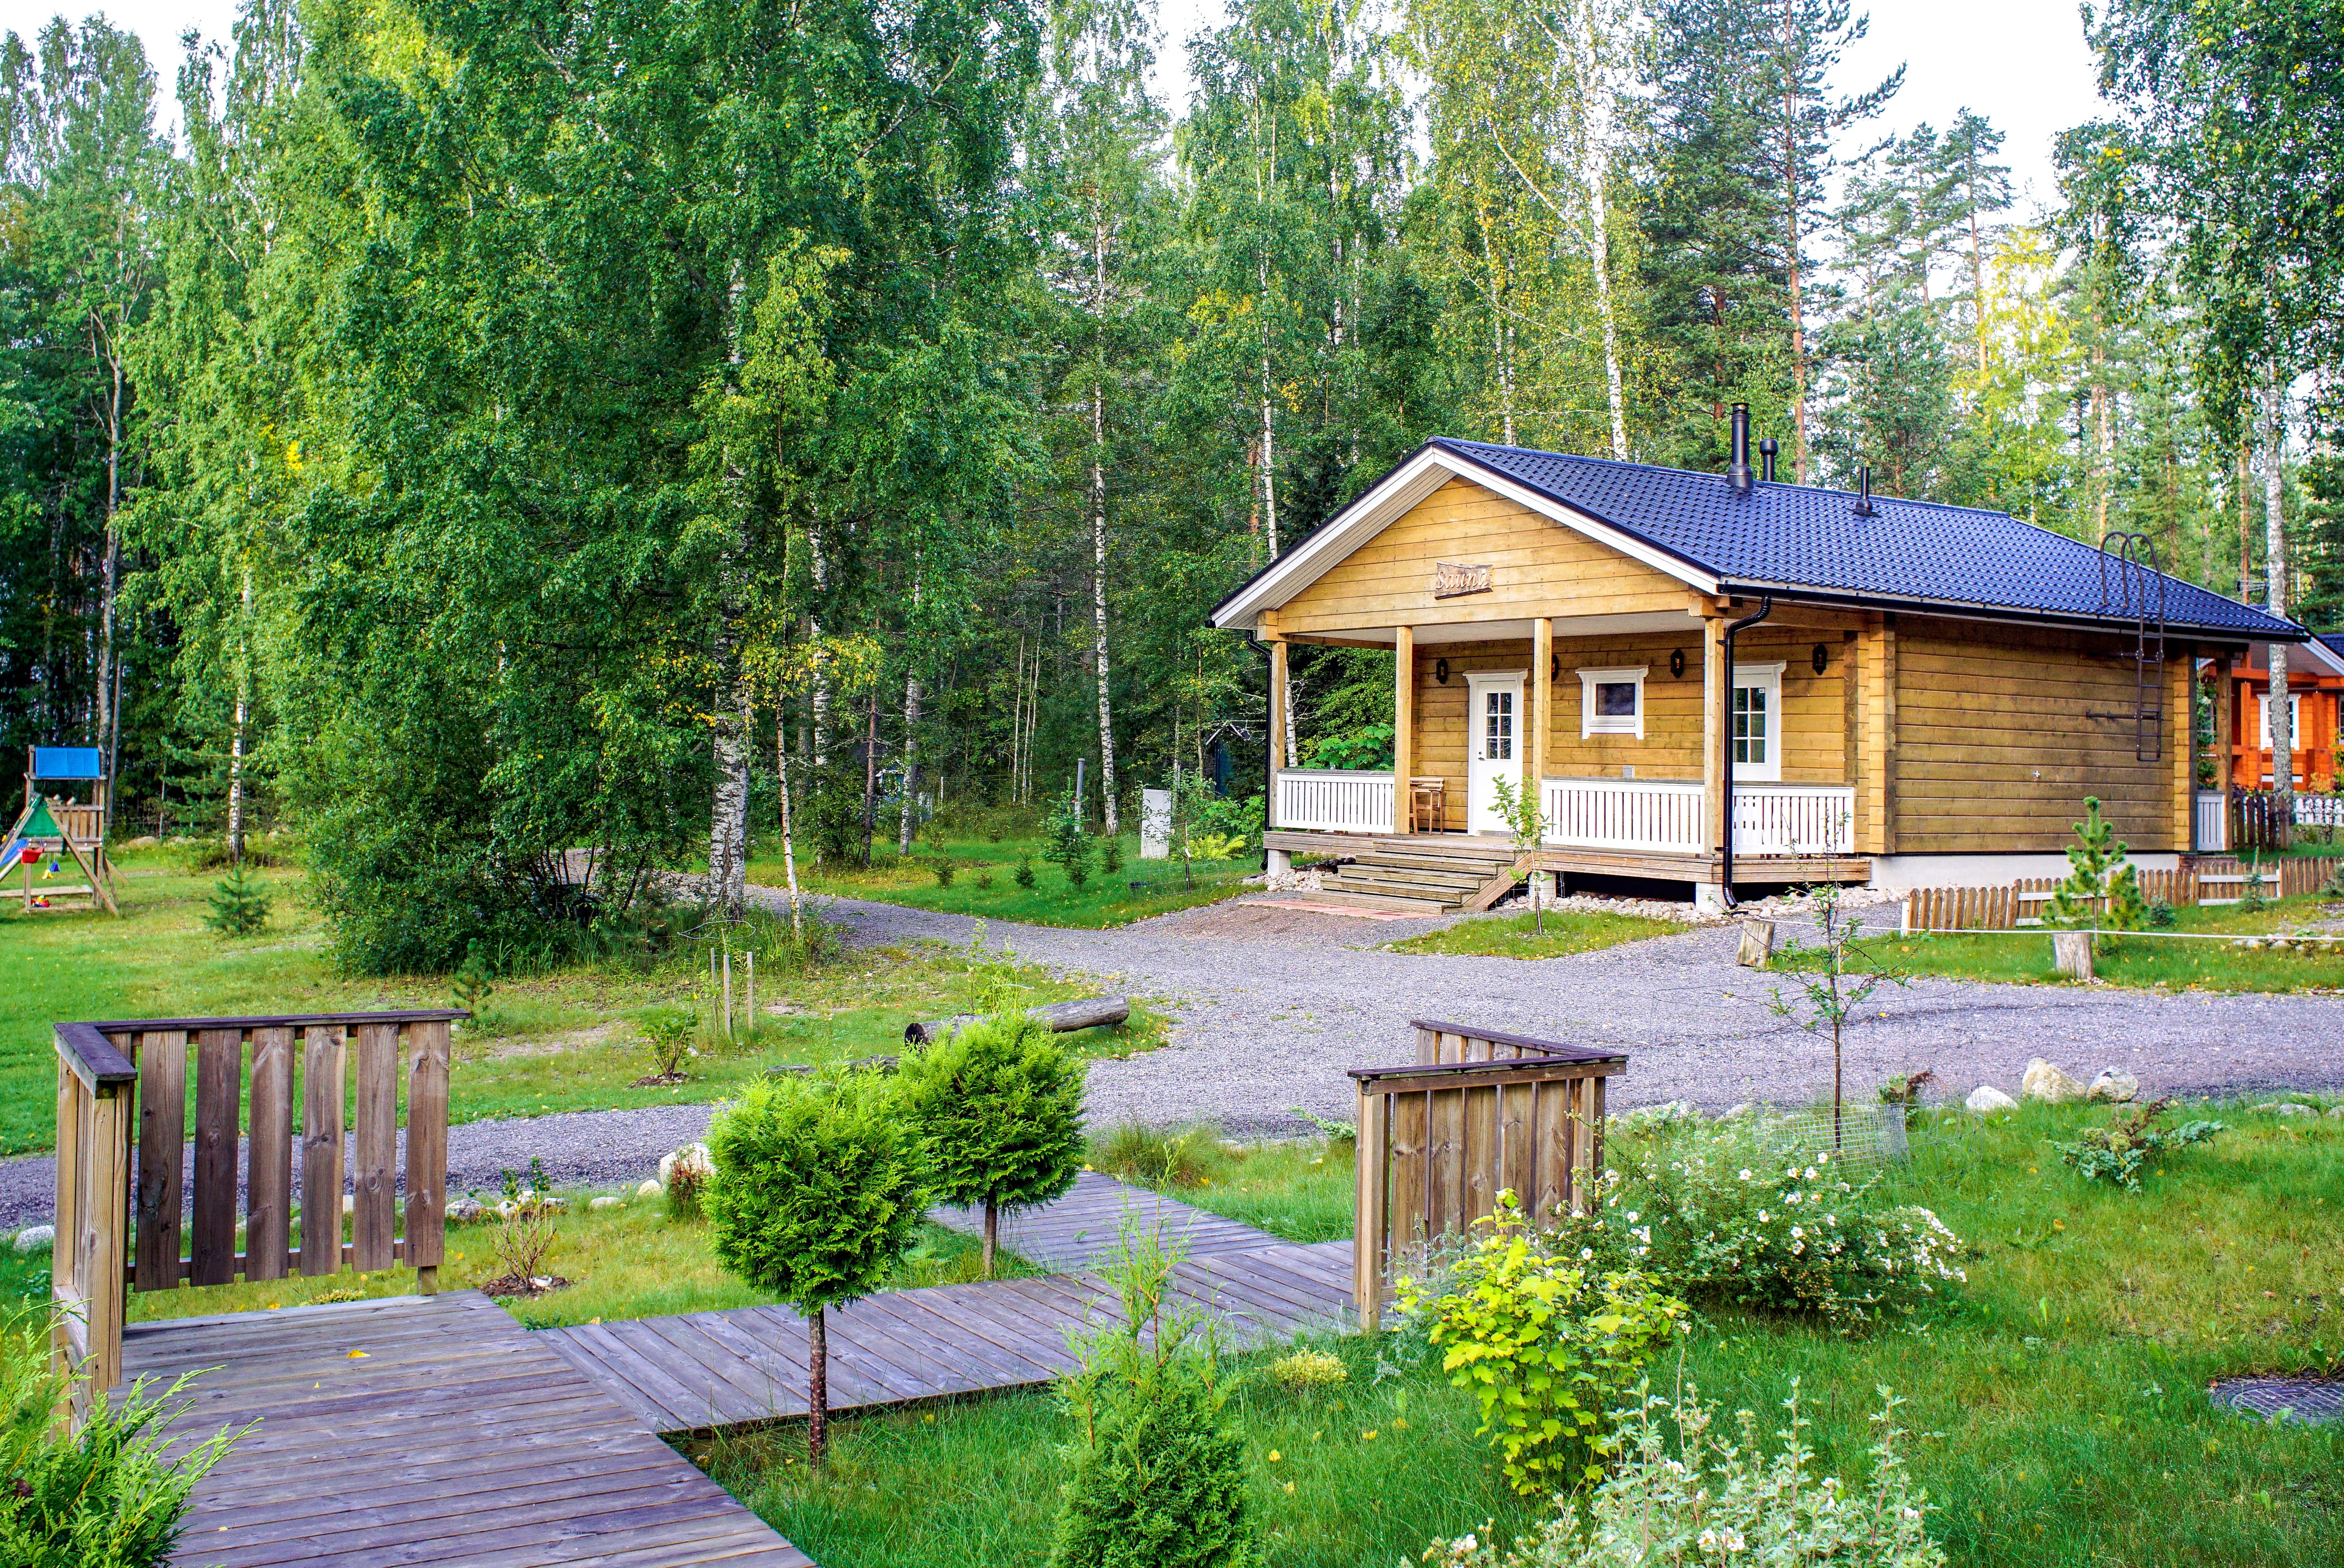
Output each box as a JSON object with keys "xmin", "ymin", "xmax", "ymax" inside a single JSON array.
[{"xmin": 4, "ymin": 747, "xmax": 120, "ymax": 915}]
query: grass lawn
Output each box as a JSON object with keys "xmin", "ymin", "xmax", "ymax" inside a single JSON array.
[
  {"xmin": 1382, "ymin": 907, "xmax": 1684, "ymax": 960},
  {"xmin": 0, "ymin": 849, "xmax": 1161, "ymax": 1155},
  {"xmin": 710, "ymin": 1099, "xmax": 2343, "ymax": 1568},
  {"xmin": 758, "ymin": 833, "xmax": 1255, "ymax": 928},
  {"xmin": 1790, "ymin": 891, "xmax": 2344, "ymax": 993}
]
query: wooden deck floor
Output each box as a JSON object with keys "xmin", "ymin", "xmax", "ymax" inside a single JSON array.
[
  {"xmin": 928, "ymin": 1168, "xmax": 1298, "ymax": 1271},
  {"xmin": 124, "ymin": 1292, "xmax": 812, "ymax": 1568}
]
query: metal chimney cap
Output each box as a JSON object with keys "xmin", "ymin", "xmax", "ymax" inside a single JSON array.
[{"xmin": 1852, "ymin": 464, "xmax": 1876, "ymax": 518}]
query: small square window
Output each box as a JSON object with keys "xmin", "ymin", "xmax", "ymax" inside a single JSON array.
[
  {"xmin": 1596, "ymin": 682, "xmax": 1637, "ymax": 717},
  {"xmin": 1577, "ymin": 666, "xmax": 1648, "ymax": 738}
]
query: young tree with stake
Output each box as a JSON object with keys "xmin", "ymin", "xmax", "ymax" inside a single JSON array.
[
  {"xmin": 899, "ymin": 1013, "xmax": 1087, "ymax": 1275},
  {"xmin": 1489, "ymin": 773, "xmax": 1551, "ymax": 934},
  {"xmin": 1767, "ymin": 881, "xmax": 1906, "ymax": 1149},
  {"xmin": 705, "ymin": 1071, "xmax": 927, "ymax": 1466}
]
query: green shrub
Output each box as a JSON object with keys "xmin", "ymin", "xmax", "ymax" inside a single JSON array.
[
  {"xmin": 898, "ymin": 1013, "xmax": 1087, "ymax": 1275},
  {"xmin": 1554, "ymin": 1120, "xmax": 1967, "ymax": 1330},
  {"xmin": 2053, "ymin": 1098, "xmax": 2224, "ymax": 1190},
  {"xmin": 2, "ymin": 1308, "xmax": 248, "ymax": 1568},
  {"xmin": 1268, "ymin": 1348, "xmax": 1348, "ymax": 1391},
  {"xmin": 1048, "ymin": 1221, "xmax": 1257, "ymax": 1568},
  {"xmin": 202, "ymin": 860, "xmax": 272, "ymax": 937},
  {"xmin": 1014, "ymin": 854, "xmax": 1038, "ymax": 890},
  {"xmin": 1424, "ymin": 1379, "xmax": 1946, "ymax": 1568},
  {"xmin": 2048, "ymin": 795, "xmax": 2145, "ymax": 937},
  {"xmin": 1098, "ymin": 834, "xmax": 1124, "ymax": 876},
  {"xmin": 1044, "ymin": 792, "xmax": 1094, "ymax": 888},
  {"xmin": 639, "ymin": 1009, "xmax": 699, "ymax": 1080},
  {"xmin": 1089, "ymin": 1122, "xmax": 1232, "ymax": 1190},
  {"xmin": 1396, "ymin": 1195, "xmax": 1688, "ymax": 1495},
  {"xmin": 932, "ymin": 856, "xmax": 957, "ymax": 888},
  {"xmin": 706, "ymin": 1071, "xmax": 927, "ymax": 1464}
]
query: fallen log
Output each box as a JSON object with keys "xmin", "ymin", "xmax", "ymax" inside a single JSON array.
[{"xmin": 905, "ymin": 995, "xmax": 1131, "ymax": 1048}]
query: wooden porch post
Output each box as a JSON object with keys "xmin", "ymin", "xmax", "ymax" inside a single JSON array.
[
  {"xmin": 2216, "ymin": 652, "xmax": 2235, "ymax": 804},
  {"xmin": 1859, "ymin": 613, "xmax": 1897, "ymax": 856},
  {"xmin": 1702, "ymin": 609, "xmax": 1728, "ymax": 870},
  {"xmin": 1266, "ymin": 632, "xmax": 1289, "ymax": 774},
  {"xmin": 1530, "ymin": 617, "xmax": 1550, "ymax": 818},
  {"xmin": 1392, "ymin": 626, "xmax": 1415, "ymax": 833},
  {"xmin": 2172, "ymin": 647, "xmax": 2196, "ymax": 852}
]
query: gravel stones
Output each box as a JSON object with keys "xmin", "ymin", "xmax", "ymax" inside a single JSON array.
[{"xmin": 2022, "ymin": 1060, "xmax": 2086, "ymax": 1103}]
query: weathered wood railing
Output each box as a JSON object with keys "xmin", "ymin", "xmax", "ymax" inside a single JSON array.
[
  {"xmin": 52, "ymin": 1009, "xmax": 463, "ymax": 1409},
  {"xmin": 1349, "ymin": 1020, "xmax": 1627, "ymax": 1332}
]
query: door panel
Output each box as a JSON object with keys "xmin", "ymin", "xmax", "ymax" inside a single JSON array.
[{"xmin": 1466, "ymin": 674, "xmax": 1524, "ymax": 834}]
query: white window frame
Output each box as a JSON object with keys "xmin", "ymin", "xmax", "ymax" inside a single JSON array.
[
  {"xmin": 1577, "ymin": 665, "xmax": 1649, "ymax": 739},
  {"xmin": 2257, "ymin": 692, "xmax": 2303, "ymax": 751},
  {"xmin": 1731, "ymin": 661, "xmax": 1786, "ymax": 783}
]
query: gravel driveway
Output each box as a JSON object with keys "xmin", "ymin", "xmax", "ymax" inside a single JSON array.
[{"xmin": 5, "ymin": 886, "xmax": 2340, "ymax": 1232}]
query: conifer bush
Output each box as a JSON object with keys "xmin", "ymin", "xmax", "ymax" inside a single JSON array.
[
  {"xmin": 202, "ymin": 860, "xmax": 272, "ymax": 937},
  {"xmin": 706, "ymin": 1071, "xmax": 927, "ymax": 1465},
  {"xmin": 899, "ymin": 1012, "xmax": 1086, "ymax": 1274},
  {"xmin": 1048, "ymin": 1222, "xmax": 1257, "ymax": 1568},
  {"xmin": 2048, "ymin": 795, "xmax": 2146, "ymax": 939}
]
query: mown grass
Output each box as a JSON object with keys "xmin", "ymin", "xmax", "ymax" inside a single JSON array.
[
  {"xmin": 0, "ymin": 1199, "xmax": 1032, "ymax": 1329},
  {"xmin": 1782, "ymin": 891, "xmax": 2344, "ymax": 993},
  {"xmin": 755, "ymin": 834, "xmax": 1254, "ymax": 929},
  {"xmin": 1382, "ymin": 907, "xmax": 1684, "ymax": 960},
  {"xmin": 1086, "ymin": 1126, "xmax": 1358, "ymax": 1244},
  {"xmin": 0, "ymin": 851, "xmax": 1159, "ymax": 1154},
  {"xmin": 707, "ymin": 1099, "xmax": 2343, "ymax": 1568}
]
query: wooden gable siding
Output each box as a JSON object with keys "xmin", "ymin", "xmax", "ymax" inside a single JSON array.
[
  {"xmin": 1891, "ymin": 619, "xmax": 2181, "ymax": 852},
  {"xmin": 1404, "ymin": 630, "xmax": 1847, "ymax": 831},
  {"xmin": 1277, "ymin": 478, "xmax": 1690, "ymax": 635}
]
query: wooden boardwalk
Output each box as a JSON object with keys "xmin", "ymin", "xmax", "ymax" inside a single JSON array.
[
  {"xmin": 124, "ymin": 1292, "xmax": 812, "ymax": 1568},
  {"xmin": 928, "ymin": 1168, "xmax": 1296, "ymax": 1271}
]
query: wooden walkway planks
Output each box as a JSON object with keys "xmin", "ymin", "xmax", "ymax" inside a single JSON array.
[
  {"xmin": 928, "ymin": 1168, "xmax": 1292, "ymax": 1271},
  {"xmin": 539, "ymin": 1239, "xmax": 1355, "ymax": 1437},
  {"xmin": 120, "ymin": 1292, "xmax": 813, "ymax": 1568}
]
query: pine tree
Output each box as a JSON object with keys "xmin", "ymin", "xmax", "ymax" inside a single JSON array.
[
  {"xmin": 2048, "ymin": 796, "xmax": 2146, "ymax": 939},
  {"xmin": 203, "ymin": 859, "xmax": 271, "ymax": 937}
]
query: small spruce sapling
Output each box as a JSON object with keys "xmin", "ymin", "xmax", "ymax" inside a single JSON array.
[
  {"xmin": 706, "ymin": 1070, "xmax": 927, "ymax": 1466},
  {"xmin": 202, "ymin": 860, "xmax": 272, "ymax": 937},
  {"xmin": 1767, "ymin": 882, "xmax": 1908, "ymax": 1150},
  {"xmin": 1044, "ymin": 789, "xmax": 1094, "ymax": 889},
  {"xmin": 1048, "ymin": 1219, "xmax": 1258, "ymax": 1568},
  {"xmin": 1488, "ymin": 773, "xmax": 1550, "ymax": 934},
  {"xmin": 2047, "ymin": 796, "xmax": 2146, "ymax": 945},
  {"xmin": 899, "ymin": 1012, "xmax": 1086, "ymax": 1275},
  {"xmin": 1014, "ymin": 853, "xmax": 1038, "ymax": 890},
  {"xmin": 1166, "ymin": 768, "xmax": 1214, "ymax": 890}
]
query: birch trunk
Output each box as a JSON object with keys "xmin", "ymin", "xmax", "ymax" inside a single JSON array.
[
  {"xmin": 776, "ymin": 723, "xmax": 802, "ymax": 936},
  {"xmin": 706, "ymin": 270, "xmax": 752, "ymax": 918},
  {"xmin": 95, "ymin": 348, "xmax": 124, "ymax": 824},
  {"xmin": 228, "ymin": 568, "xmax": 251, "ymax": 863},
  {"xmin": 2265, "ymin": 377, "xmax": 2293, "ymax": 823},
  {"xmin": 897, "ymin": 669, "xmax": 922, "ymax": 856},
  {"xmin": 1091, "ymin": 209, "xmax": 1120, "ymax": 835}
]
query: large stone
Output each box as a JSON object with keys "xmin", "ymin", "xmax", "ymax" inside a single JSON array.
[
  {"xmin": 11, "ymin": 1224, "xmax": 55, "ymax": 1255},
  {"xmin": 1965, "ymin": 1085, "xmax": 2019, "ymax": 1115},
  {"xmin": 2088, "ymin": 1068, "xmax": 2140, "ymax": 1104},
  {"xmin": 636, "ymin": 1178, "xmax": 663, "ymax": 1200},
  {"xmin": 2257, "ymin": 1101, "xmax": 2316, "ymax": 1117},
  {"xmin": 447, "ymin": 1198, "xmax": 487, "ymax": 1225},
  {"xmin": 2329, "ymin": 1106, "xmax": 2344, "ymax": 1120},
  {"xmin": 658, "ymin": 1142, "xmax": 714, "ymax": 1189},
  {"xmin": 589, "ymin": 1194, "xmax": 623, "ymax": 1211},
  {"xmin": 2021, "ymin": 1059, "xmax": 2086, "ymax": 1104}
]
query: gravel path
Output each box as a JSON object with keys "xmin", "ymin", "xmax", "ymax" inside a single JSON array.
[{"xmin": 7, "ymin": 886, "xmax": 2341, "ymax": 1233}]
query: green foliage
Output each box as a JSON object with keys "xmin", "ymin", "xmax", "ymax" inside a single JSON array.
[
  {"xmin": 932, "ymin": 856, "xmax": 958, "ymax": 889},
  {"xmin": 1425, "ymin": 1380, "xmax": 1947, "ymax": 1568},
  {"xmin": 705, "ymin": 1072, "xmax": 928, "ymax": 1313},
  {"xmin": 1768, "ymin": 882, "xmax": 1908, "ymax": 1130},
  {"xmin": 2048, "ymin": 797, "xmax": 2147, "ymax": 935},
  {"xmin": 1048, "ymin": 1221, "xmax": 1258, "ymax": 1568},
  {"xmin": 898, "ymin": 1012, "xmax": 1086, "ymax": 1265},
  {"xmin": 1088, "ymin": 1123, "xmax": 1234, "ymax": 1190},
  {"xmin": 1267, "ymin": 1348, "xmax": 1349, "ymax": 1390},
  {"xmin": 201, "ymin": 859, "xmax": 271, "ymax": 937},
  {"xmin": 1044, "ymin": 791, "xmax": 1094, "ymax": 889},
  {"xmin": 1, "ymin": 1308, "xmax": 248, "ymax": 1568},
  {"xmin": 1097, "ymin": 834, "xmax": 1124, "ymax": 876},
  {"xmin": 1014, "ymin": 854, "xmax": 1039, "ymax": 890},
  {"xmin": 640, "ymin": 1010, "xmax": 698, "ymax": 1079},
  {"xmin": 1304, "ymin": 724, "xmax": 1395, "ymax": 771},
  {"xmin": 1486, "ymin": 773, "xmax": 1548, "ymax": 932},
  {"xmin": 2053, "ymin": 1099, "xmax": 2225, "ymax": 1191},
  {"xmin": 1396, "ymin": 1195, "xmax": 1689, "ymax": 1494}
]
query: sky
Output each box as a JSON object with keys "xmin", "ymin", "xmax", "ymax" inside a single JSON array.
[{"xmin": 74, "ymin": 0, "xmax": 2101, "ymax": 214}]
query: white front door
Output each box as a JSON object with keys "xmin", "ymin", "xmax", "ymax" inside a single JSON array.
[{"xmin": 1465, "ymin": 671, "xmax": 1526, "ymax": 835}]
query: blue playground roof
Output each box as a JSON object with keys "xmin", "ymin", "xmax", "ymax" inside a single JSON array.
[{"xmin": 31, "ymin": 747, "xmax": 104, "ymax": 780}]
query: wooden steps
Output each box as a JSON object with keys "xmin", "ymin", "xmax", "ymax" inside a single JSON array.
[{"xmin": 1318, "ymin": 836, "xmax": 1520, "ymax": 912}]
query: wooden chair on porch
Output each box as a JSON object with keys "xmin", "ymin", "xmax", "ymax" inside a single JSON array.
[{"xmin": 1408, "ymin": 776, "xmax": 1447, "ymax": 833}]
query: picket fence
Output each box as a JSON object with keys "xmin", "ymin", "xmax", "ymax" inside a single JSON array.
[{"xmin": 1900, "ymin": 857, "xmax": 2331, "ymax": 933}]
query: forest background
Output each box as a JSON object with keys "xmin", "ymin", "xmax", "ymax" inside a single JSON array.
[{"xmin": 8, "ymin": 0, "xmax": 2344, "ymax": 971}]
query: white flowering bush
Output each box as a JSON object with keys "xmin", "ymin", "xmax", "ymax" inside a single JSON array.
[
  {"xmin": 1551, "ymin": 1122, "xmax": 1965, "ymax": 1330},
  {"xmin": 1422, "ymin": 1379, "xmax": 1947, "ymax": 1568}
]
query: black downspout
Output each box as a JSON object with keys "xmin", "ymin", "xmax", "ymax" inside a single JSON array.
[{"xmin": 1718, "ymin": 594, "xmax": 1774, "ymax": 907}]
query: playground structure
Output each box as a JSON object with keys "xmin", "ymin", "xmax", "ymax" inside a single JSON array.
[{"xmin": 4, "ymin": 746, "xmax": 118, "ymax": 915}]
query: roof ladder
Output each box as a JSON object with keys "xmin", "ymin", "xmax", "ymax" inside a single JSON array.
[{"xmin": 2095, "ymin": 532, "xmax": 2167, "ymax": 762}]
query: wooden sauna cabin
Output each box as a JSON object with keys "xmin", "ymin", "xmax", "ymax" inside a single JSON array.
[{"xmin": 1210, "ymin": 412, "xmax": 2307, "ymax": 914}]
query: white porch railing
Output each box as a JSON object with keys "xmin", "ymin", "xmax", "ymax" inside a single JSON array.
[
  {"xmin": 1731, "ymin": 783, "xmax": 1855, "ymax": 856},
  {"xmin": 1541, "ymin": 778, "xmax": 1855, "ymax": 857},
  {"xmin": 2196, "ymin": 790, "xmax": 2228, "ymax": 851},
  {"xmin": 1273, "ymin": 769, "xmax": 1394, "ymax": 833},
  {"xmin": 1543, "ymin": 777, "xmax": 1704, "ymax": 854}
]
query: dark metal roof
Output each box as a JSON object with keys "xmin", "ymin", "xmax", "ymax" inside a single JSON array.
[
  {"xmin": 2321, "ymin": 633, "xmax": 2344, "ymax": 661},
  {"xmin": 1433, "ymin": 439, "xmax": 2305, "ymax": 641}
]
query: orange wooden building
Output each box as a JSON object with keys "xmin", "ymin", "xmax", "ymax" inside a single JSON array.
[{"xmin": 2224, "ymin": 634, "xmax": 2344, "ymax": 791}]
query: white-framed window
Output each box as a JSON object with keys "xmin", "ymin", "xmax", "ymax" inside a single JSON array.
[
  {"xmin": 1732, "ymin": 661, "xmax": 1785, "ymax": 782},
  {"xmin": 1577, "ymin": 666, "xmax": 1648, "ymax": 739},
  {"xmin": 2257, "ymin": 692, "xmax": 2303, "ymax": 750}
]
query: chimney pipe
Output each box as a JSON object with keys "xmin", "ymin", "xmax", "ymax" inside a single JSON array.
[
  {"xmin": 1727, "ymin": 403, "xmax": 1753, "ymax": 494},
  {"xmin": 1758, "ymin": 438, "xmax": 1778, "ymax": 484},
  {"xmin": 1853, "ymin": 464, "xmax": 1876, "ymax": 518}
]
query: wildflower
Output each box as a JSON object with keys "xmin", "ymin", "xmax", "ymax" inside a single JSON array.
[
  {"xmin": 1790, "ymin": 1226, "xmax": 1802, "ymax": 1239},
  {"xmin": 1739, "ymin": 1168, "xmax": 1753, "ymax": 1180},
  {"xmin": 1581, "ymin": 1247, "xmax": 1595, "ymax": 1261},
  {"xmin": 1757, "ymin": 1210, "xmax": 1770, "ymax": 1222}
]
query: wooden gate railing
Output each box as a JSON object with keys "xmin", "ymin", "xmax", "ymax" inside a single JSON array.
[
  {"xmin": 1349, "ymin": 1020, "xmax": 1627, "ymax": 1332},
  {"xmin": 52, "ymin": 1009, "xmax": 463, "ymax": 1409}
]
